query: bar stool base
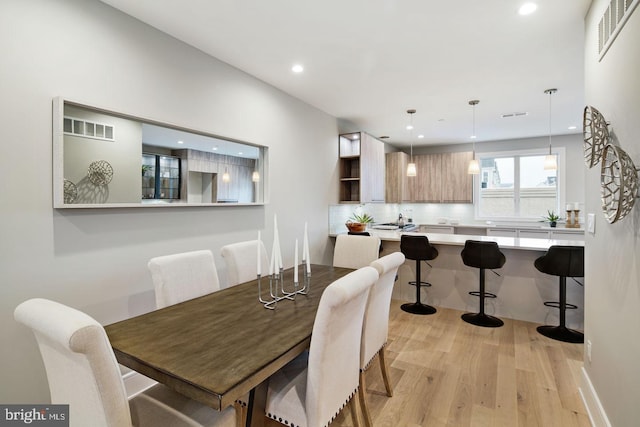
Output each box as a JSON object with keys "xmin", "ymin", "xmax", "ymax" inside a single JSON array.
[
  {"xmin": 461, "ymin": 312, "xmax": 504, "ymax": 328},
  {"xmin": 401, "ymin": 302, "xmax": 437, "ymax": 315},
  {"xmin": 536, "ymin": 325, "xmax": 584, "ymax": 343}
]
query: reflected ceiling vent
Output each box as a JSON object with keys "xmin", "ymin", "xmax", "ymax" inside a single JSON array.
[
  {"xmin": 501, "ymin": 112, "xmax": 528, "ymax": 118},
  {"xmin": 598, "ymin": 0, "xmax": 639, "ymax": 59}
]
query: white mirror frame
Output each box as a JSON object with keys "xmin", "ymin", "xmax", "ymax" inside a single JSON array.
[{"xmin": 53, "ymin": 97, "xmax": 269, "ymax": 208}]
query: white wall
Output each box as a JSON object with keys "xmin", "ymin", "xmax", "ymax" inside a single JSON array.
[
  {"xmin": 0, "ymin": 0, "xmax": 340, "ymax": 403},
  {"xmin": 583, "ymin": 1, "xmax": 640, "ymax": 426}
]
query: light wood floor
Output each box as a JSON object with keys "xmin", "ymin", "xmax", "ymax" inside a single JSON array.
[{"xmin": 265, "ymin": 300, "xmax": 590, "ymax": 427}]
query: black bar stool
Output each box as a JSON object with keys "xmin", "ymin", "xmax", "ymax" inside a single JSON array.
[
  {"xmin": 460, "ymin": 240, "xmax": 506, "ymax": 327},
  {"xmin": 534, "ymin": 245, "xmax": 584, "ymax": 343},
  {"xmin": 400, "ymin": 234, "xmax": 438, "ymax": 315}
]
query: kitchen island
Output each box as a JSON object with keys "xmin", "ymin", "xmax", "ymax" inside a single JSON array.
[{"xmin": 330, "ymin": 229, "xmax": 584, "ymax": 329}]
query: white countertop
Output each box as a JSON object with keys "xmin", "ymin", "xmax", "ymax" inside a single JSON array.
[{"xmin": 331, "ymin": 229, "xmax": 584, "ymax": 251}]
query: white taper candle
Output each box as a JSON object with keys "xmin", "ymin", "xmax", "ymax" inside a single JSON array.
[
  {"xmin": 257, "ymin": 231, "xmax": 261, "ymax": 276},
  {"xmin": 294, "ymin": 239, "xmax": 298, "ymax": 283}
]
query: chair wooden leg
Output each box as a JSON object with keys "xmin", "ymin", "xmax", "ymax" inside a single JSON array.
[
  {"xmin": 378, "ymin": 347, "xmax": 393, "ymax": 397},
  {"xmin": 233, "ymin": 401, "xmax": 245, "ymax": 427},
  {"xmin": 350, "ymin": 390, "xmax": 361, "ymax": 427},
  {"xmin": 358, "ymin": 371, "xmax": 373, "ymax": 427}
]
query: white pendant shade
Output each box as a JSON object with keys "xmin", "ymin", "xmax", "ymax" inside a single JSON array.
[
  {"xmin": 252, "ymin": 171, "xmax": 260, "ymax": 182},
  {"xmin": 544, "ymin": 154, "xmax": 557, "ymax": 170},
  {"xmin": 467, "ymin": 159, "xmax": 480, "ymax": 174},
  {"xmin": 407, "ymin": 162, "xmax": 417, "ymax": 177}
]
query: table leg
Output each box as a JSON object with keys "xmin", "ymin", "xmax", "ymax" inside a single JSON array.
[{"xmin": 246, "ymin": 380, "xmax": 268, "ymax": 427}]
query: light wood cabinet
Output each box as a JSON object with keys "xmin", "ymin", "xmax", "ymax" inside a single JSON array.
[
  {"xmin": 385, "ymin": 152, "xmax": 410, "ymax": 203},
  {"xmin": 338, "ymin": 132, "xmax": 385, "ymax": 203},
  {"xmin": 394, "ymin": 151, "xmax": 472, "ymax": 203},
  {"xmin": 411, "ymin": 154, "xmax": 442, "ymax": 202},
  {"xmin": 441, "ymin": 151, "xmax": 473, "ymax": 203}
]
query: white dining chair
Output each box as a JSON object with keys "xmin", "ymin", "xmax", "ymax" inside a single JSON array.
[
  {"xmin": 359, "ymin": 251, "xmax": 405, "ymax": 427},
  {"xmin": 148, "ymin": 250, "xmax": 245, "ymax": 426},
  {"xmin": 265, "ymin": 266, "xmax": 379, "ymax": 427},
  {"xmin": 332, "ymin": 234, "xmax": 381, "ymax": 269},
  {"xmin": 14, "ymin": 298, "xmax": 236, "ymax": 427},
  {"xmin": 148, "ymin": 249, "xmax": 221, "ymax": 309},
  {"xmin": 220, "ymin": 240, "xmax": 270, "ymax": 287}
]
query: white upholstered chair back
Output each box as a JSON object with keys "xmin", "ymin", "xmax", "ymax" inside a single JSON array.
[
  {"xmin": 14, "ymin": 298, "xmax": 237, "ymax": 427},
  {"xmin": 307, "ymin": 266, "xmax": 378, "ymax": 426},
  {"xmin": 14, "ymin": 298, "xmax": 133, "ymax": 427},
  {"xmin": 148, "ymin": 249, "xmax": 220, "ymax": 308},
  {"xmin": 332, "ymin": 234, "xmax": 380, "ymax": 269},
  {"xmin": 266, "ymin": 266, "xmax": 378, "ymax": 427},
  {"xmin": 362, "ymin": 252, "xmax": 405, "ymax": 368},
  {"xmin": 220, "ymin": 240, "xmax": 269, "ymax": 286}
]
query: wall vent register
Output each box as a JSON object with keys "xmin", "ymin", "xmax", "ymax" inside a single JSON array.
[{"xmin": 63, "ymin": 116, "xmax": 114, "ymax": 141}]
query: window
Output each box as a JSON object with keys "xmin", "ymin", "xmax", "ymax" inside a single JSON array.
[
  {"xmin": 142, "ymin": 154, "xmax": 181, "ymax": 200},
  {"xmin": 476, "ymin": 148, "xmax": 563, "ymax": 220}
]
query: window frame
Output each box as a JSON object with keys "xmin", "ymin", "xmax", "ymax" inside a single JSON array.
[{"xmin": 473, "ymin": 147, "xmax": 566, "ymax": 222}]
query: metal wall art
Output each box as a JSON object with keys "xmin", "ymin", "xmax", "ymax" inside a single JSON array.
[
  {"xmin": 87, "ymin": 160, "xmax": 113, "ymax": 186},
  {"xmin": 63, "ymin": 179, "xmax": 77, "ymax": 204},
  {"xmin": 583, "ymin": 105, "xmax": 609, "ymax": 168},
  {"xmin": 600, "ymin": 144, "xmax": 639, "ymax": 223}
]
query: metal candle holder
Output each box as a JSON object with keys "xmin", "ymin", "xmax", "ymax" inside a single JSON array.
[{"xmin": 257, "ymin": 264, "xmax": 311, "ymax": 310}]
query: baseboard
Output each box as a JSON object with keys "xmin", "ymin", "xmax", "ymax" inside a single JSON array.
[{"xmin": 579, "ymin": 367, "xmax": 611, "ymax": 427}]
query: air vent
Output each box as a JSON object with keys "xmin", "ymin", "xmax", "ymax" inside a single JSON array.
[
  {"xmin": 63, "ymin": 116, "xmax": 114, "ymax": 141},
  {"xmin": 501, "ymin": 112, "xmax": 528, "ymax": 118},
  {"xmin": 598, "ymin": 0, "xmax": 639, "ymax": 60}
]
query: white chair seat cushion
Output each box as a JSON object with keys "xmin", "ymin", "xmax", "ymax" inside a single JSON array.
[
  {"xmin": 130, "ymin": 383, "xmax": 236, "ymax": 427},
  {"xmin": 266, "ymin": 351, "xmax": 309, "ymax": 427}
]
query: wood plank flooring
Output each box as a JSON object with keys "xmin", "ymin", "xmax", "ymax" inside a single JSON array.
[{"xmin": 264, "ymin": 300, "xmax": 590, "ymax": 427}]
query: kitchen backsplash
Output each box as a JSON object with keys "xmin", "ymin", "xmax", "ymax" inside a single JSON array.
[{"xmin": 329, "ymin": 203, "xmax": 476, "ymax": 234}]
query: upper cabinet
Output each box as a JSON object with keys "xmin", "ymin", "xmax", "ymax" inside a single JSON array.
[
  {"xmin": 338, "ymin": 132, "xmax": 385, "ymax": 203},
  {"xmin": 385, "ymin": 152, "xmax": 410, "ymax": 203},
  {"xmin": 387, "ymin": 151, "xmax": 473, "ymax": 204}
]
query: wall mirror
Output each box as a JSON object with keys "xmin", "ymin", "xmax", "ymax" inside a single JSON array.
[{"xmin": 53, "ymin": 98, "xmax": 268, "ymax": 208}]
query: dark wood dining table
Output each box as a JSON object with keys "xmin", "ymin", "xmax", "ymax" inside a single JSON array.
[{"xmin": 105, "ymin": 264, "xmax": 353, "ymax": 427}]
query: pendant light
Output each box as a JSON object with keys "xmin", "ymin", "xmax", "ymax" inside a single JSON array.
[
  {"xmin": 406, "ymin": 109, "xmax": 417, "ymax": 177},
  {"xmin": 544, "ymin": 88, "xmax": 558, "ymax": 170},
  {"xmin": 467, "ymin": 100, "xmax": 480, "ymax": 175},
  {"xmin": 222, "ymin": 168, "xmax": 230, "ymax": 182}
]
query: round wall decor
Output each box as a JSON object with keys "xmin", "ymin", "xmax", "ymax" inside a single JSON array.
[
  {"xmin": 600, "ymin": 144, "xmax": 638, "ymax": 224},
  {"xmin": 88, "ymin": 160, "xmax": 113, "ymax": 186},
  {"xmin": 583, "ymin": 105, "xmax": 609, "ymax": 168},
  {"xmin": 63, "ymin": 179, "xmax": 77, "ymax": 204}
]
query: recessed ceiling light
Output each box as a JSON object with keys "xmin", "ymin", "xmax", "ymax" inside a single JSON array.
[
  {"xmin": 212, "ymin": 147, "xmax": 218, "ymax": 151},
  {"xmin": 238, "ymin": 152, "xmax": 243, "ymax": 155},
  {"xmin": 406, "ymin": 125, "xmax": 414, "ymax": 130},
  {"xmin": 568, "ymin": 126, "xmax": 577, "ymax": 130},
  {"xmin": 352, "ymin": 134, "xmax": 360, "ymax": 140},
  {"xmin": 470, "ymin": 135, "xmax": 477, "ymax": 139},
  {"xmin": 418, "ymin": 134, "xmax": 425, "ymax": 139},
  {"xmin": 291, "ymin": 64, "xmax": 304, "ymax": 73},
  {"xmin": 177, "ymin": 140, "xmax": 184, "ymax": 144},
  {"xmin": 518, "ymin": 2, "xmax": 537, "ymax": 15}
]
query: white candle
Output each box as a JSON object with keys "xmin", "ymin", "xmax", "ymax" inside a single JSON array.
[
  {"xmin": 294, "ymin": 239, "xmax": 299, "ymax": 283},
  {"xmin": 574, "ymin": 202, "xmax": 580, "ymax": 211},
  {"xmin": 566, "ymin": 204, "xmax": 572, "ymax": 211},
  {"xmin": 303, "ymin": 222, "xmax": 310, "ymax": 273},
  {"xmin": 257, "ymin": 231, "xmax": 261, "ymax": 276},
  {"xmin": 269, "ymin": 237, "xmax": 275, "ymax": 276},
  {"xmin": 274, "ymin": 214, "xmax": 282, "ymax": 270}
]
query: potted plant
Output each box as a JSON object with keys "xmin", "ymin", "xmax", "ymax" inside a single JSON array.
[
  {"xmin": 346, "ymin": 212, "xmax": 374, "ymax": 233},
  {"xmin": 543, "ymin": 210, "xmax": 560, "ymax": 228}
]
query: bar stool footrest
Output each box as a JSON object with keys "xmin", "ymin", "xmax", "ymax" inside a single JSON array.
[
  {"xmin": 536, "ymin": 325, "xmax": 584, "ymax": 343},
  {"xmin": 461, "ymin": 312, "xmax": 503, "ymax": 328},
  {"xmin": 409, "ymin": 281, "xmax": 431, "ymax": 288},
  {"xmin": 469, "ymin": 291, "xmax": 497, "ymax": 299},
  {"xmin": 543, "ymin": 301, "xmax": 578, "ymax": 309},
  {"xmin": 401, "ymin": 302, "xmax": 437, "ymax": 315}
]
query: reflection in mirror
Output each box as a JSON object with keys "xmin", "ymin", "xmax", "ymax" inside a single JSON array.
[{"xmin": 53, "ymin": 98, "xmax": 267, "ymax": 208}]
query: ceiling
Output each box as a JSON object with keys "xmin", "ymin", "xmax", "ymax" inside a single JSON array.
[{"xmin": 99, "ymin": 0, "xmax": 592, "ymax": 148}]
